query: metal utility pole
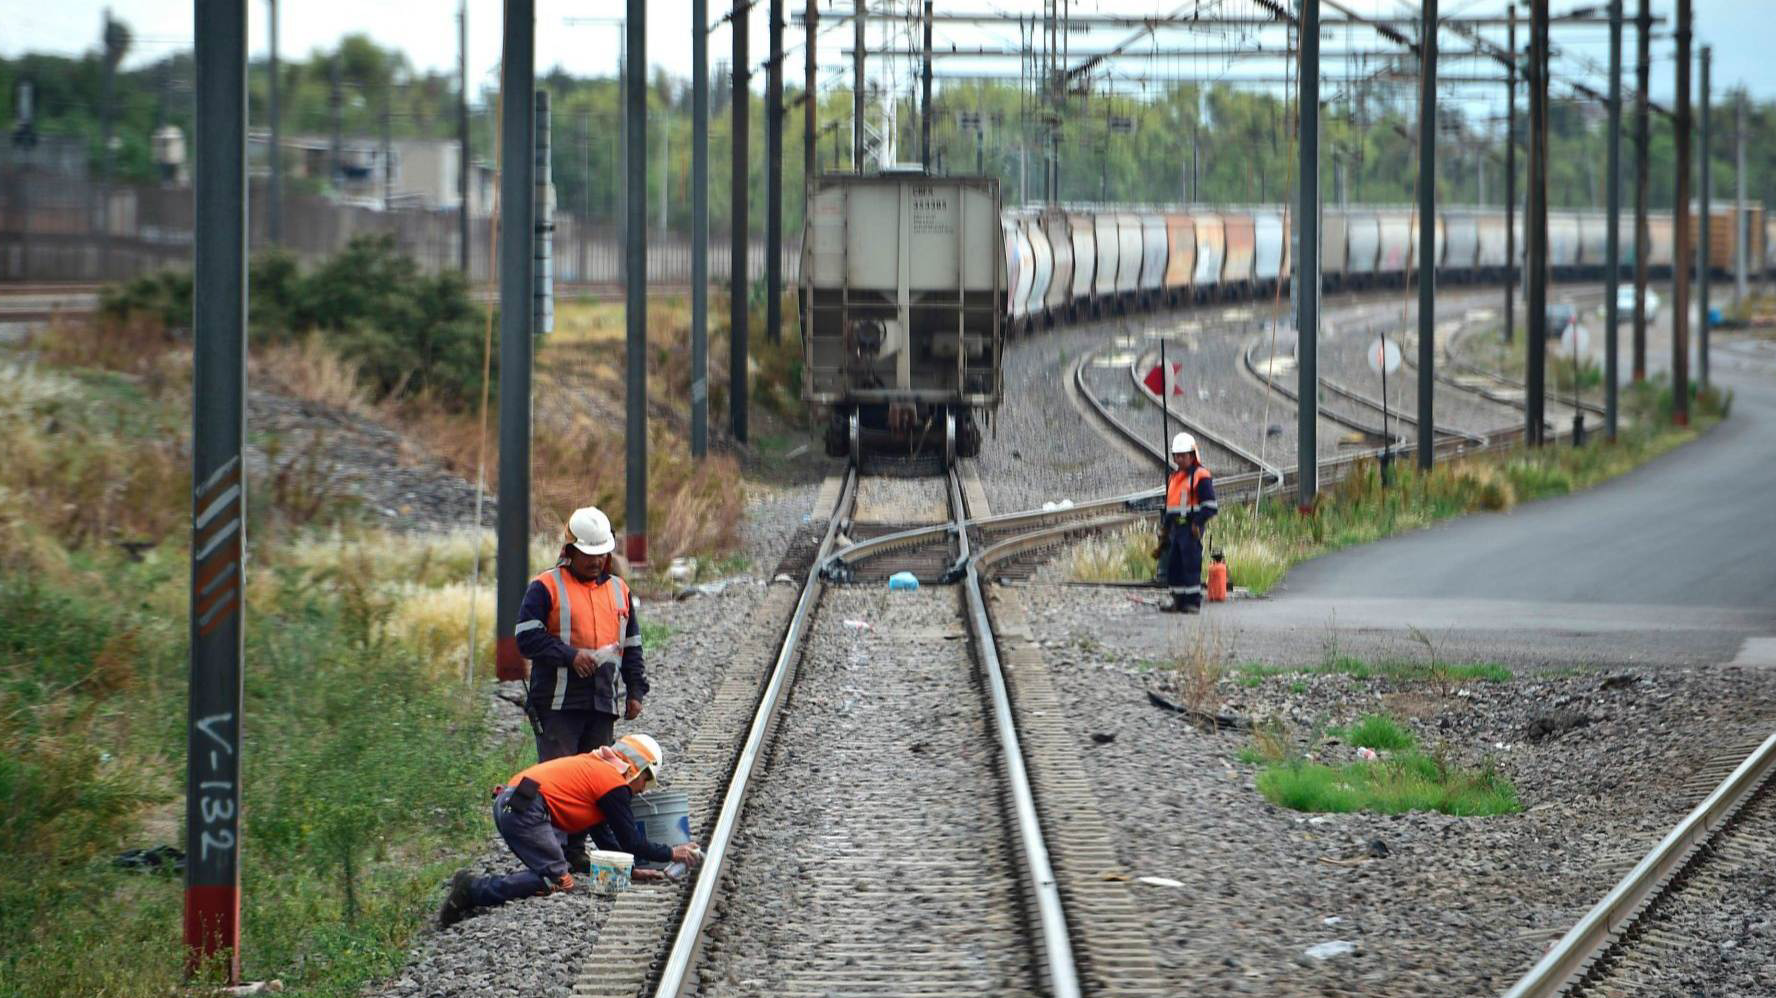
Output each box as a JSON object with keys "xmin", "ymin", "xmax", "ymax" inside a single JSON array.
[
  {"xmin": 1699, "ymin": 45, "xmax": 1710, "ymax": 390},
  {"xmin": 1671, "ymin": 0, "xmax": 1691, "ymax": 427},
  {"xmin": 732, "ymin": 1, "xmax": 751, "ymax": 442},
  {"xmin": 1504, "ymin": 3, "xmax": 1516, "ymax": 344},
  {"xmin": 1297, "ymin": 0, "xmax": 1320, "ymax": 513},
  {"xmin": 767, "ymin": 0, "xmax": 784, "ymax": 345},
  {"xmin": 1632, "ymin": 0, "xmax": 1650, "ymax": 382},
  {"xmin": 1416, "ymin": 0, "xmax": 1437, "ymax": 471},
  {"xmin": 1736, "ymin": 91, "xmax": 1749, "ymax": 306},
  {"xmin": 329, "ymin": 55, "xmax": 343, "ymax": 187},
  {"xmin": 1526, "ymin": 0, "xmax": 1549, "ymax": 446},
  {"xmin": 458, "ymin": 1, "xmax": 470, "ymax": 273},
  {"xmin": 920, "ymin": 0, "xmax": 934, "ymax": 168},
  {"xmin": 535, "ymin": 91, "xmax": 554, "ymax": 336},
  {"xmin": 693, "ymin": 0, "xmax": 709, "ymax": 457},
  {"xmin": 381, "ymin": 92, "xmax": 393, "ymax": 206},
  {"xmin": 100, "ymin": 10, "xmax": 122, "ymax": 230},
  {"xmin": 853, "ymin": 0, "xmax": 866, "ymax": 170},
  {"xmin": 186, "ymin": 0, "xmax": 246, "ymax": 981},
  {"xmin": 268, "ymin": 0, "xmax": 282, "ymax": 245},
  {"xmin": 494, "ymin": 0, "xmax": 537, "ymax": 682},
  {"xmin": 804, "ymin": 0, "xmax": 817, "ymax": 187},
  {"xmin": 1605, "ymin": 0, "xmax": 1622, "ymax": 439},
  {"xmin": 625, "ymin": 1, "xmax": 650, "ymax": 563}
]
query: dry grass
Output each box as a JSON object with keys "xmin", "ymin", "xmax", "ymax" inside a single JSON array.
[
  {"xmin": 1168, "ymin": 623, "xmax": 1226, "ymax": 730},
  {"xmin": 255, "ymin": 333, "xmax": 375, "ymax": 417},
  {"xmin": 1067, "ymin": 524, "xmax": 1158, "ymax": 583}
]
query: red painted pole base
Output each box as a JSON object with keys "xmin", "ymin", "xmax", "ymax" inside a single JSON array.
[
  {"xmin": 184, "ymin": 884, "xmax": 240, "ymax": 983},
  {"xmin": 625, "ymin": 533, "xmax": 648, "ymax": 569},
  {"xmin": 495, "ymin": 636, "xmax": 528, "ymax": 682}
]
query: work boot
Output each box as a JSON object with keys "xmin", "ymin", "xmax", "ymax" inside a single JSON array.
[
  {"xmin": 437, "ymin": 870, "xmax": 475, "ymax": 929},
  {"xmin": 564, "ymin": 848, "xmax": 592, "ymax": 876},
  {"xmin": 1182, "ymin": 602, "xmax": 1201, "ymax": 615}
]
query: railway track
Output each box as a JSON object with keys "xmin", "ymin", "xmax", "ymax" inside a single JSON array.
[
  {"xmin": 573, "ymin": 464, "xmax": 1168, "ymax": 998},
  {"xmin": 1239, "ymin": 334, "xmax": 1489, "ymax": 449},
  {"xmin": 1504, "ymin": 731, "xmax": 1776, "ymax": 998}
]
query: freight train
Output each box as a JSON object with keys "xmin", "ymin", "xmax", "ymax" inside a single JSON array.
[
  {"xmin": 1001, "ymin": 201, "xmax": 1770, "ymax": 331},
  {"xmin": 802, "ymin": 168, "xmax": 1769, "ymax": 464}
]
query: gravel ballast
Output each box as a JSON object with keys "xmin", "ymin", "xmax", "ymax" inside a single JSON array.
[
  {"xmin": 1004, "ymin": 580, "xmax": 1776, "ymax": 996},
  {"xmin": 688, "ymin": 585, "xmax": 1037, "ymax": 997}
]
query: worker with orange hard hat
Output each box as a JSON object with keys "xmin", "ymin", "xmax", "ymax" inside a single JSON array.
[
  {"xmin": 437, "ymin": 734, "xmax": 700, "ymax": 927},
  {"xmin": 1161, "ymin": 432, "xmax": 1217, "ymax": 614}
]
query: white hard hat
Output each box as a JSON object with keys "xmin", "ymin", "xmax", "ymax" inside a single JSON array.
[
  {"xmin": 1171, "ymin": 431, "xmax": 1197, "ymax": 455},
  {"xmin": 612, "ymin": 733, "xmax": 663, "ymax": 786},
  {"xmin": 565, "ymin": 506, "xmax": 616, "ymax": 556}
]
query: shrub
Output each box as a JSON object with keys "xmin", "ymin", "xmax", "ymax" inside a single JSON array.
[
  {"xmin": 1341, "ymin": 714, "xmax": 1416, "ymax": 751},
  {"xmin": 96, "ymin": 236, "xmax": 494, "ymax": 410}
]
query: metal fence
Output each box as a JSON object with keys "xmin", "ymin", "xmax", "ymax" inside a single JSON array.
[{"xmin": 0, "ymin": 168, "xmax": 800, "ymax": 288}]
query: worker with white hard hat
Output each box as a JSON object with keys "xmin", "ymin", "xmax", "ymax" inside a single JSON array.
[
  {"xmin": 511, "ymin": 504, "xmax": 649, "ymax": 874},
  {"xmin": 438, "ymin": 733, "xmax": 702, "ymax": 926},
  {"xmin": 1160, "ymin": 432, "xmax": 1218, "ymax": 614}
]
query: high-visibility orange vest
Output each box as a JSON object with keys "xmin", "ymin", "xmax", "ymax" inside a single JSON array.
[
  {"xmin": 536, "ymin": 568, "xmax": 633, "ymax": 667},
  {"xmin": 1165, "ymin": 464, "xmax": 1214, "ymax": 518},
  {"xmin": 509, "ymin": 753, "xmax": 631, "ymax": 832}
]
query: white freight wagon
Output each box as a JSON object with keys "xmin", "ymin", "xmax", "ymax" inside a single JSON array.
[{"xmin": 801, "ymin": 171, "xmax": 1004, "ymax": 463}]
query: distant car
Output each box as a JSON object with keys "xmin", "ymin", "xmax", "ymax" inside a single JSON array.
[
  {"xmin": 1613, "ymin": 285, "xmax": 1661, "ymax": 319},
  {"xmin": 1546, "ymin": 304, "xmax": 1577, "ymax": 340}
]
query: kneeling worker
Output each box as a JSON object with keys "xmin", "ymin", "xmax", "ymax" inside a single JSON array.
[
  {"xmin": 438, "ymin": 733, "xmax": 700, "ymax": 927},
  {"xmin": 1162, "ymin": 432, "xmax": 1217, "ymax": 613}
]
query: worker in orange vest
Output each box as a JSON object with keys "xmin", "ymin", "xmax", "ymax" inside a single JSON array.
[
  {"xmin": 514, "ymin": 505, "xmax": 648, "ymax": 874},
  {"xmin": 437, "ymin": 733, "xmax": 701, "ymax": 927},
  {"xmin": 1162, "ymin": 432, "xmax": 1218, "ymax": 614}
]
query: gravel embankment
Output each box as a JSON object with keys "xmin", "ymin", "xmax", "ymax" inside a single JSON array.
[
  {"xmin": 372, "ymin": 579, "xmax": 781, "ymax": 998},
  {"xmin": 687, "ymin": 585, "xmax": 1037, "ymax": 997},
  {"xmin": 851, "ymin": 472, "xmax": 953, "ymax": 525},
  {"xmin": 249, "ymin": 391, "xmax": 493, "ymax": 532},
  {"xmin": 1006, "ymin": 581, "xmax": 1776, "ymax": 997}
]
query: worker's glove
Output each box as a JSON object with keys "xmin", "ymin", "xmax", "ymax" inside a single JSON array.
[
  {"xmin": 670, "ymin": 843, "xmax": 703, "ymax": 868},
  {"xmin": 625, "ymin": 697, "xmax": 643, "ymax": 721}
]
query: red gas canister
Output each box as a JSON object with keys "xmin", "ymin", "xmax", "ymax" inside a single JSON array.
[{"xmin": 1206, "ymin": 552, "xmax": 1229, "ymax": 602}]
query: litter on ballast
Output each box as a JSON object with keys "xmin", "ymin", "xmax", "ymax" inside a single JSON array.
[
  {"xmin": 1322, "ymin": 916, "xmax": 1344, "ymax": 926},
  {"xmin": 1303, "ymin": 940, "xmax": 1358, "ymax": 961},
  {"xmin": 888, "ymin": 571, "xmax": 920, "ymax": 591},
  {"xmin": 1356, "ymin": 746, "xmax": 1379, "ymax": 761},
  {"xmin": 1136, "ymin": 876, "xmax": 1185, "ymax": 888},
  {"xmin": 667, "ymin": 557, "xmax": 698, "ymax": 584},
  {"xmin": 1040, "ymin": 499, "xmax": 1076, "ymax": 512},
  {"xmin": 842, "ymin": 619, "xmax": 873, "ymax": 630}
]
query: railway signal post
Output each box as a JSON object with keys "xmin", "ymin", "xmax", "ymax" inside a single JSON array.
[
  {"xmin": 1526, "ymin": 0, "xmax": 1549, "ymax": 446},
  {"xmin": 186, "ymin": 0, "xmax": 247, "ymax": 980},
  {"xmin": 1698, "ymin": 45, "xmax": 1710, "ymax": 392},
  {"xmin": 626, "ymin": 0, "xmax": 650, "ymax": 560},
  {"xmin": 693, "ymin": 0, "xmax": 709, "ymax": 457},
  {"xmin": 1297, "ymin": 0, "xmax": 1320, "ymax": 512},
  {"xmin": 1605, "ymin": 0, "xmax": 1622, "ymax": 440},
  {"xmin": 732, "ymin": 1, "xmax": 750, "ymax": 443},
  {"xmin": 1416, "ymin": 0, "xmax": 1437, "ymax": 470},
  {"xmin": 1671, "ymin": 0, "xmax": 1691, "ymax": 428},
  {"xmin": 495, "ymin": 0, "xmax": 537, "ymax": 680}
]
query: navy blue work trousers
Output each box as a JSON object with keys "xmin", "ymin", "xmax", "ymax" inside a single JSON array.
[
  {"xmin": 1166, "ymin": 524, "xmax": 1204, "ymax": 607},
  {"xmin": 535, "ymin": 709, "xmax": 615, "ymax": 855},
  {"xmin": 467, "ymin": 787, "xmax": 571, "ymax": 907}
]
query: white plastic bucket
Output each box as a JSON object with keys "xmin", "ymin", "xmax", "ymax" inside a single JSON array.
[
  {"xmin": 630, "ymin": 789, "xmax": 692, "ymax": 869},
  {"xmin": 584, "ymin": 849, "xmax": 633, "ymax": 893}
]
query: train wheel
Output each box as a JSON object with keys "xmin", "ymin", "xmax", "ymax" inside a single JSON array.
[
  {"xmin": 944, "ymin": 409, "xmax": 957, "ymax": 469},
  {"xmin": 848, "ymin": 410, "xmax": 861, "ymax": 467}
]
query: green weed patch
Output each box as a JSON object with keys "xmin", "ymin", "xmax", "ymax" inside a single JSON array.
[{"xmin": 1243, "ymin": 713, "xmax": 1520, "ymax": 817}]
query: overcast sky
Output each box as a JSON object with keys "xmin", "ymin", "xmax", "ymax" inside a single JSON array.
[{"xmin": 6, "ymin": 1, "xmax": 1772, "ymax": 116}]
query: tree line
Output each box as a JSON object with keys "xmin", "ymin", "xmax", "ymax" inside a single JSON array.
[{"xmin": 5, "ymin": 29, "xmax": 1773, "ymax": 239}]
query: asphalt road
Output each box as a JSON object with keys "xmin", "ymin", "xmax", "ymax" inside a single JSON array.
[{"xmin": 1228, "ymin": 333, "xmax": 1776, "ymax": 669}]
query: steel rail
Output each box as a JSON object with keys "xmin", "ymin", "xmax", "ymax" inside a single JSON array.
[
  {"xmin": 649, "ymin": 466, "xmax": 858, "ymax": 998},
  {"xmin": 950, "ymin": 468, "xmax": 1082, "ymax": 998},
  {"xmin": 1240, "ymin": 335, "xmax": 1492, "ymax": 447},
  {"xmin": 1126, "ymin": 345, "xmax": 1289, "ymax": 485},
  {"xmin": 1501, "ymin": 731, "xmax": 1776, "ymax": 998}
]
